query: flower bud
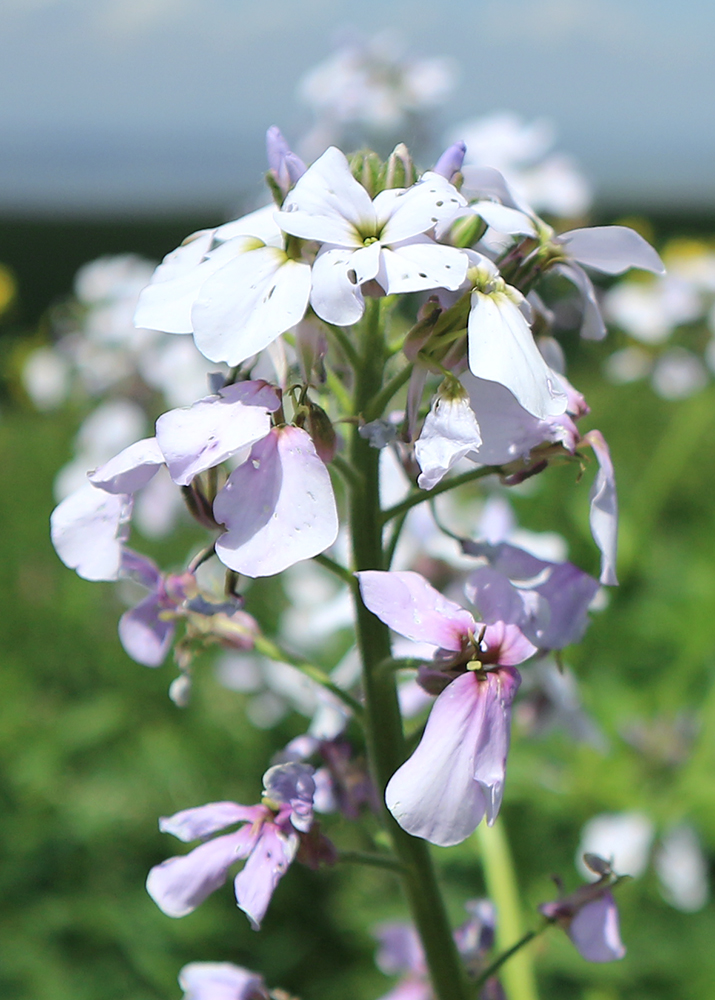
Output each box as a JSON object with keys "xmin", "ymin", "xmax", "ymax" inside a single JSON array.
[
  {"xmin": 305, "ymin": 400, "xmax": 338, "ymax": 464},
  {"xmin": 348, "ymin": 150, "xmax": 383, "ymax": 199},
  {"xmin": 432, "ymin": 141, "xmax": 466, "ymax": 184},
  {"xmin": 384, "ymin": 142, "xmax": 416, "ymax": 190}
]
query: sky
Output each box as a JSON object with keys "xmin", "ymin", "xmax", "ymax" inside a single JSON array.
[{"xmin": 0, "ymin": 0, "xmax": 713, "ymax": 215}]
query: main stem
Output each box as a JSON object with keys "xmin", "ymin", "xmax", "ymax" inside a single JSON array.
[{"xmin": 349, "ymin": 301, "xmax": 472, "ymax": 1000}]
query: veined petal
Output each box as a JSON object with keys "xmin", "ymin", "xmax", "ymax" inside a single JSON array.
[
  {"xmin": 155, "ymin": 381, "xmax": 279, "ymax": 486},
  {"xmin": 159, "ymin": 802, "xmax": 265, "ymax": 842},
  {"xmin": 357, "ymin": 570, "xmax": 475, "ymax": 651},
  {"xmin": 118, "ymin": 593, "xmax": 174, "ymax": 667},
  {"xmin": 50, "ymin": 483, "xmax": 132, "ymax": 582},
  {"xmin": 559, "ymin": 226, "xmax": 664, "ymax": 276},
  {"xmin": 146, "ymin": 829, "xmax": 256, "ymax": 918},
  {"xmin": 377, "ymin": 173, "xmax": 466, "ymax": 243},
  {"xmin": 310, "ymin": 246, "xmax": 366, "ymax": 325},
  {"xmin": 415, "ymin": 395, "xmax": 482, "ymax": 490},
  {"xmin": 234, "ymin": 825, "xmax": 298, "ymax": 930},
  {"xmin": 89, "ymin": 437, "xmax": 164, "ymax": 494},
  {"xmin": 467, "ymin": 291, "xmax": 567, "ymax": 419},
  {"xmin": 472, "ymin": 667, "xmax": 521, "ymax": 824},
  {"xmin": 379, "ymin": 240, "xmax": 467, "ymax": 295},
  {"xmin": 568, "ymin": 892, "xmax": 626, "ymax": 962},
  {"xmin": 385, "ymin": 672, "xmax": 489, "ymax": 846},
  {"xmin": 481, "ymin": 622, "xmax": 536, "ymax": 667},
  {"xmin": 192, "ymin": 248, "xmax": 311, "ymax": 365},
  {"xmin": 583, "ymin": 430, "xmax": 618, "ymax": 585},
  {"xmin": 276, "ymin": 146, "xmax": 374, "ymax": 245},
  {"xmin": 214, "ymin": 426, "xmax": 338, "ymax": 577}
]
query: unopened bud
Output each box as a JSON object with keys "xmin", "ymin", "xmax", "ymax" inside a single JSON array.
[
  {"xmin": 403, "ymin": 297, "xmax": 442, "ymax": 361},
  {"xmin": 432, "ymin": 141, "xmax": 466, "ymax": 184},
  {"xmin": 449, "ymin": 213, "xmax": 486, "ymax": 249},
  {"xmin": 349, "ymin": 150, "xmax": 383, "ymax": 199},
  {"xmin": 384, "ymin": 143, "xmax": 416, "ymax": 190},
  {"xmin": 305, "ymin": 400, "xmax": 337, "ymax": 463}
]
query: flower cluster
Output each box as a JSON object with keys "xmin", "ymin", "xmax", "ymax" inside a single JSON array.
[{"xmin": 47, "ymin": 116, "xmax": 656, "ymax": 996}]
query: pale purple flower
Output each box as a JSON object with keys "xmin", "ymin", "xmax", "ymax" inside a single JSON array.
[
  {"xmin": 178, "ymin": 962, "xmax": 269, "ymax": 1000},
  {"xmin": 275, "ymin": 146, "xmax": 468, "ymax": 326},
  {"xmin": 462, "ymin": 541, "xmax": 600, "ymax": 651},
  {"xmin": 432, "ymin": 141, "xmax": 466, "ymax": 184},
  {"xmin": 265, "ymin": 126, "xmax": 306, "ymax": 198},
  {"xmin": 50, "ymin": 482, "xmax": 132, "ymax": 582},
  {"xmin": 540, "ymin": 882, "xmax": 626, "ymax": 963},
  {"xmin": 146, "ymin": 763, "xmax": 317, "ymax": 930},
  {"xmin": 357, "ymin": 570, "xmax": 535, "ymax": 845}
]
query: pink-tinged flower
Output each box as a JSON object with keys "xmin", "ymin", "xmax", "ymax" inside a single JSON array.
[
  {"xmin": 147, "ymin": 763, "xmax": 320, "ymax": 930},
  {"xmin": 540, "ymin": 869, "xmax": 627, "ymax": 963},
  {"xmin": 275, "ymin": 146, "xmax": 468, "ymax": 326},
  {"xmin": 357, "ymin": 570, "xmax": 535, "ymax": 846},
  {"xmin": 178, "ymin": 962, "xmax": 269, "ymax": 1000},
  {"xmin": 79, "ymin": 380, "xmax": 339, "ymax": 579}
]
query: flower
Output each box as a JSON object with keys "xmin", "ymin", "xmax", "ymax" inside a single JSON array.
[
  {"xmin": 178, "ymin": 962, "xmax": 269, "ymax": 1000},
  {"xmin": 275, "ymin": 146, "xmax": 468, "ymax": 326},
  {"xmin": 540, "ymin": 864, "xmax": 627, "ymax": 963},
  {"xmin": 146, "ymin": 763, "xmax": 320, "ymax": 930},
  {"xmin": 357, "ymin": 570, "xmax": 535, "ymax": 845}
]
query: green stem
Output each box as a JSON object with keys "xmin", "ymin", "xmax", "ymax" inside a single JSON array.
[
  {"xmin": 365, "ymin": 360, "xmax": 414, "ymax": 421},
  {"xmin": 474, "ymin": 821, "xmax": 539, "ymax": 1000},
  {"xmin": 474, "ymin": 926, "xmax": 547, "ymax": 990},
  {"xmin": 312, "ymin": 553, "xmax": 356, "ymax": 588},
  {"xmin": 380, "ymin": 465, "xmax": 502, "ymax": 525},
  {"xmin": 348, "ymin": 300, "xmax": 472, "ymax": 1000},
  {"xmin": 253, "ymin": 636, "xmax": 364, "ymax": 720}
]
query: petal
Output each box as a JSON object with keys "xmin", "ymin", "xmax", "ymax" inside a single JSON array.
[
  {"xmin": 262, "ymin": 763, "xmax": 316, "ymax": 833},
  {"xmin": 529, "ymin": 561, "xmax": 600, "ymax": 648},
  {"xmin": 583, "ymin": 430, "xmax": 618, "ymax": 585},
  {"xmin": 463, "ymin": 373, "xmax": 562, "ymax": 466},
  {"xmin": 214, "ymin": 426, "xmax": 338, "ymax": 577},
  {"xmin": 276, "ymin": 146, "xmax": 374, "ymax": 244},
  {"xmin": 377, "ymin": 173, "xmax": 466, "ymax": 243},
  {"xmin": 357, "ymin": 570, "xmax": 476, "ymax": 651},
  {"xmin": 568, "ymin": 892, "xmax": 626, "ymax": 962},
  {"xmin": 146, "ymin": 829, "xmax": 256, "ymax": 917},
  {"xmin": 480, "ymin": 620, "xmax": 536, "ymax": 666},
  {"xmin": 473, "ymin": 202, "xmax": 537, "ymax": 237},
  {"xmin": 385, "ymin": 672, "xmax": 489, "ymax": 846},
  {"xmin": 432, "ymin": 141, "xmax": 467, "ymax": 181},
  {"xmin": 465, "ymin": 566, "xmax": 529, "ymax": 628},
  {"xmin": 555, "ymin": 263, "xmax": 606, "ymax": 340},
  {"xmin": 88, "ymin": 437, "xmax": 164, "ymax": 494},
  {"xmin": 471, "ymin": 667, "xmax": 521, "ymax": 822},
  {"xmin": 159, "ymin": 802, "xmax": 265, "ymax": 842},
  {"xmin": 379, "ymin": 240, "xmax": 467, "ymax": 295},
  {"xmin": 234, "ymin": 825, "xmax": 298, "ymax": 930},
  {"xmin": 309, "ymin": 246, "xmax": 366, "ymax": 325},
  {"xmin": 350, "ymin": 240, "xmax": 382, "ymax": 284},
  {"xmin": 468, "ymin": 292, "xmax": 567, "ymax": 419},
  {"xmin": 155, "ymin": 381, "xmax": 279, "ymax": 486},
  {"xmin": 50, "ymin": 483, "xmax": 132, "ymax": 582},
  {"xmin": 120, "ymin": 548, "xmax": 162, "ymax": 590},
  {"xmin": 559, "ymin": 226, "xmax": 664, "ymax": 276},
  {"xmin": 192, "ymin": 249, "xmax": 311, "ymax": 365},
  {"xmin": 214, "ymin": 204, "xmax": 284, "ymax": 244},
  {"xmin": 118, "ymin": 593, "xmax": 174, "ymax": 667},
  {"xmin": 415, "ymin": 395, "xmax": 482, "ymax": 489},
  {"xmin": 133, "ymin": 229, "xmax": 216, "ymax": 333},
  {"xmin": 178, "ymin": 961, "xmax": 268, "ymax": 1000}
]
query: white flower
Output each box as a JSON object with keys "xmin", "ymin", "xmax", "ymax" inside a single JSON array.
[
  {"xmin": 275, "ymin": 147, "xmax": 468, "ymax": 326},
  {"xmin": 466, "ymin": 255, "xmax": 567, "ymax": 419}
]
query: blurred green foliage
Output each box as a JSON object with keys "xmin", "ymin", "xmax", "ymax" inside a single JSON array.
[{"xmin": 1, "ymin": 220, "xmax": 714, "ymax": 1000}]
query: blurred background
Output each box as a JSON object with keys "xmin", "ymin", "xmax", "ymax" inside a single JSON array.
[{"xmin": 1, "ymin": 2, "xmax": 715, "ymax": 999}]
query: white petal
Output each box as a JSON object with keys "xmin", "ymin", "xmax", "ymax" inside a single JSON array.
[
  {"xmin": 214, "ymin": 427, "xmax": 339, "ymax": 577},
  {"xmin": 155, "ymin": 381, "xmax": 279, "ymax": 486},
  {"xmin": 377, "ymin": 173, "xmax": 466, "ymax": 243},
  {"xmin": 583, "ymin": 430, "xmax": 618, "ymax": 585},
  {"xmin": 214, "ymin": 204, "xmax": 283, "ymax": 245},
  {"xmin": 556, "ymin": 263, "xmax": 606, "ymax": 340},
  {"xmin": 472, "ymin": 201, "xmax": 537, "ymax": 237},
  {"xmin": 89, "ymin": 437, "xmax": 164, "ymax": 494},
  {"xmin": 310, "ymin": 246, "xmax": 365, "ymax": 325},
  {"xmin": 559, "ymin": 226, "xmax": 665, "ymax": 276},
  {"xmin": 415, "ymin": 396, "xmax": 482, "ymax": 489},
  {"xmin": 276, "ymin": 146, "xmax": 374, "ymax": 245},
  {"xmin": 134, "ymin": 230, "xmax": 227, "ymax": 334},
  {"xmin": 350, "ymin": 240, "xmax": 382, "ymax": 284},
  {"xmin": 192, "ymin": 249, "xmax": 311, "ymax": 365},
  {"xmin": 468, "ymin": 292, "xmax": 567, "ymax": 419},
  {"xmin": 50, "ymin": 483, "xmax": 132, "ymax": 582},
  {"xmin": 380, "ymin": 240, "xmax": 467, "ymax": 295}
]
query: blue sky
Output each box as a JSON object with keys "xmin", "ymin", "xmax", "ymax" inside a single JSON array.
[{"xmin": 0, "ymin": 0, "xmax": 712, "ymax": 214}]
